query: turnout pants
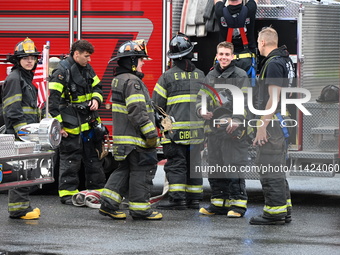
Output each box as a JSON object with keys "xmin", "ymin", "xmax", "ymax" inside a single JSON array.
[
  {"xmin": 58, "ymin": 131, "xmax": 106, "ymax": 198},
  {"xmin": 8, "ymin": 187, "xmax": 35, "ymax": 217},
  {"xmin": 256, "ymin": 121, "xmax": 292, "ymax": 219},
  {"xmin": 206, "ymin": 133, "xmax": 248, "ymax": 215},
  {"xmin": 163, "ymin": 143, "xmax": 203, "ymax": 201},
  {"xmin": 100, "ymin": 148, "xmax": 157, "ymax": 218}
]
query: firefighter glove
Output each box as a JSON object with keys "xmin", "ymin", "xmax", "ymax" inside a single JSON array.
[{"xmin": 146, "ymin": 136, "xmax": 158, "ymax": 148}]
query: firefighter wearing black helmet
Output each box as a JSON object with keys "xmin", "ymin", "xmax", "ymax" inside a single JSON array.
[
  {"xmin": 48, "ymin": 39, "xmax": 106, "ymax": 205},
  {"xmin": 197, "ymin": 41, "xmax": 250, "ymax": 218},
  {"xmin": 3, "ymin": 37, "xmax": 41, "ymax": 219},
  {"xmin": 99, "ymin": 40, "xmax": 162, "ymax": 220},
  {"xmin": 152, "ymin": 32, "xmax": 205, "ymax": 210},
  {"xmin": 316, "ymin": 85, "xmax": 339, "ymax": 103}
]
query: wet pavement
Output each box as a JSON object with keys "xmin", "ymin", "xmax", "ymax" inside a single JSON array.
[{"xmin": 1, "ymin": 172, "xmax": 340, "ymax": 255}]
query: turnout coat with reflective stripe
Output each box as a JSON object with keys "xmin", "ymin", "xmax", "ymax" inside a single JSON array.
[
  {"xmin": 111, "ymin": 73, "xmax": 157, "ymax": 160},
  {"xmin": 152, "ymin": 65, "xmax": 205, "ymax": 145},
  {"xmin": 2, "ymin": 67, "xmax": 39, "ymax": 134},
  {"xmin": 197, "ymin": 63, "xmax": 250, "ymax": 135},
  {"xmin": 48, "ymin": 57, "xmax": 103, "ymax": 135}
]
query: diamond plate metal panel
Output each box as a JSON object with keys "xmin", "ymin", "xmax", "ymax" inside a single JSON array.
[
  {"xmin": 289, "ymin": 169, "xmax": 335, "ymax": 177},
  {"xmin": 289, "ymin": 151, "xmax": 338, "ymax": 159},
  {"xmin": 172, "ymin": 0, "xmax": 184, "ymax": 35},
  {"xmin": 257, "ymin": 0, "xmax": 300, "ymax": 19},
  {"xmin": 0, "ymin": 134, "xmax": 16, "ymax": 157},
  {"xmin": 14, "ymin": 141, "xmax": 36, "ymax": 155},
  {"xmin": 302, "ymin": 102, "xmax": 339, "ymax": 151},
  {"xmin": 300, "ymin": 3, "xmax": 340, "ymax": 100},
  {"xmin": 244, "ymin": 146, "xmax": 260, "ymax": 179}
]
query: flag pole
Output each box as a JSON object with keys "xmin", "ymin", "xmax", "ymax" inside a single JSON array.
[{"xmin": 43, "ymin": 41, "xmax": 50, "ymax": 118}]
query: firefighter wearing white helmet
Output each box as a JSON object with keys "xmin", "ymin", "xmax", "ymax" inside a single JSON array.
[
  {"xmin": 152, "ymin": 32, "xmax": 205, "ymax": 210},
  {"xmin": 99, "ymin": 40, "xmax": 162, "ymax": 220},
  {"xmin": 3, "ymin": 37, "xmax": 41, "ymax": 219}
]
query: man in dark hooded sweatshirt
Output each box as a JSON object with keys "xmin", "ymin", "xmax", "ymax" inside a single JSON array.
[
  {"xmin": 249, "ymin": 27, "xmax": 293, "ymax": 225},
  {"xmin": 153, "ymin": 32, "xmax": 205, "ymax": 210}
]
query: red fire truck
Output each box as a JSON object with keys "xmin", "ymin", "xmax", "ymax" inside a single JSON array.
[{"xmin": 0, "ymin": 0, "xmax": 169, "ymax": 133}]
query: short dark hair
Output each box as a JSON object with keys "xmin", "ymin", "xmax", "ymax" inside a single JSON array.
[
  {"xmin": 217, "ymin": 41, "xmax": 234, "ymax": 54},
  {"xmin": 70, "ymin": 39, "xmax": 94, "ymax": 56}
]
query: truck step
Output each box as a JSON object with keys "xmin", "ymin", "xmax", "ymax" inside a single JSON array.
[
  {"xmin": 289, "ymin": 151, "xmax": 338, "ymax": 159},
  {"xmin": 288, "ymin": 151, "xmax": 339, "ymax": 177},
  {"xmin": 310, "ymin": 126, "xmax": 338, "ymax": 136}
]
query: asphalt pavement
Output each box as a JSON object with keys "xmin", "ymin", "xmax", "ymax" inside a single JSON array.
[{"xmin": 1, "ymin": 167, "xmax": 340, "ymax": 255}]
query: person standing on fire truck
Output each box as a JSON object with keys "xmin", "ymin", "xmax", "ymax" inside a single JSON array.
[
  {"xmin": 49, "ymin": 39, "xmax": 106, "ymax": 205},
  {"xmin": 214, "ymin": 0, "xmax": 257, "ymax": 54},
  {"xmin": 214, "ymin": 0, "xmax": 257, "ymax": 83},
  {"xmin": 249, "ymin": 27, "xmax": 293, "ymax": 225},
  {"xmin": 197, "ymin": 41, "xmax": 250, "ymax": 217},
  {"xmin": 3, "ymin": 38, "xmax": 41, "ymax": 219},
  {"xmin": 152, "ymin": 32, "xmax": 205, "ymax": 210},
  {"xmin": 99, "ymin": 40, "xmax": 162, "ymax": 220}
]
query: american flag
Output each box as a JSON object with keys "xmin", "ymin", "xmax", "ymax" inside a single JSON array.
[{"xmin": 33, "ymin": 61, "xmax": 47, "ymax": 109}]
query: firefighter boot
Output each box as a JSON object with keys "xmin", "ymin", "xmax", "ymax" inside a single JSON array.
[
  {"xmin": 156, "ymin": 198, "xmax": 187, "ymax": 210},
  {"xmin": 60, "ymin": 195, "xmax": 73, "ymax": 205},
  {"xmin": 199, "ymin": 204, "xmax": 227, "ymax": 216},
  {"xmin": 10, "ymin": 208, "xmax": 41, "ymax": 220},
  {"xmin": 285, "ymin": 210, "xmax": 292, "ymax": 223},
  {"xmin": 99, "ymin": 206, "xmax": 127, "ymax": 220},
  {"xmin": 132, "ymin": 211, "xmax": 163, "ymax": 220},
  {"xmin": 187, "ymin": 199, "xmax": 201, "ymax": 209},
  {"xmin": 249, "ymin": 215, "xmax": 285, "ymax": 225},
  {"xmin": 33, "ymin": 208, "xmax": 41, "ymax": 216},
  {"xmin": 227, "ymin": 210, "xmax": 243, "ymax": 218}
]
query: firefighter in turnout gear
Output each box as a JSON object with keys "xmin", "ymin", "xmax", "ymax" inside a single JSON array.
[
  {"xmin": 197, "ymin": 41, "xmax": 250, "ymax": 217},
  {"xmin": 249, "ymin": 27, "xmax": 293, "ymax": 225},
  {"xmin": 3, "ymin": 37, "xmax": 41, "ymax": 219},
  {"xmin": 49, "ymin": 39, "xmax": 106, "ymax": 205},
  {"xmin": 99, "ymin": 40, "xmax": 162, "ymax": 220},
  {"xmin": 152, "ymin": 32, "xmax": 205, "ymax": 210}
]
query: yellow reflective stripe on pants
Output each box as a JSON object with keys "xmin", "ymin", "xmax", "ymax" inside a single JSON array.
[
  {"xmin": 59, "ymin": 189, "xmax": 79, "ymax": 197},
  {"xmin": 211, "ymin": 198, "xmax": 224, "ymax": 208},
  {"xmin": 8, "ymin": 201, "xmax": 30, "ymax": 212},
  {"xmin": 101, "ymin": 188, "xmax": 123, "ymax": 204},
  {"xmin": 169, "ymin": 184, "xmax": 186, "ymax": 192},
  {"xmin": 287, "ymin": 199, "xmax": 292, "ymax": 208},
  {"xmin": 229, "ymin": 199, "xmax": 247, "ymax": 209},
  {"xmin": 129, "ymin": 201, "xmax": 151, "ymax": 211},
  {"xmin": 263, "ymin": 204, "xmax": 287, "ymax": 215},
  {"xmin": 186, "ymin": 185, "xmax": 203, "ymax": 194}
]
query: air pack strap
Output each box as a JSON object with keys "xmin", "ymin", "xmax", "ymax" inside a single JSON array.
[{"xmin": 223, "ymin": 5, "xmax": 249, "ymax": 48}]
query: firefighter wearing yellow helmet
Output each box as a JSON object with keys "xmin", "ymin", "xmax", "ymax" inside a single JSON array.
[{"xmin": 3, "ymin": 38, "xmax": 41, "ymax": 219}]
